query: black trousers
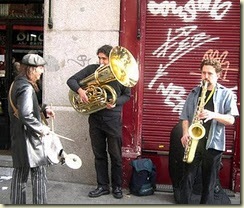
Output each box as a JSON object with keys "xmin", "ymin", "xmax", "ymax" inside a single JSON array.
[
  {"xmin": 180, "ymin": 138, "xmax": 223, "ymax": 204},
  {"xmin": 10, "ymin": 166, "xmax": 47, "ymax": 204},
  {"xmin": 89, "ymin": 114, "xmax": 122, "ymax": 189}
]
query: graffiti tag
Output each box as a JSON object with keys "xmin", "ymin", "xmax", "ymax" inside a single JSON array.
[
  {"xmin": 149, "ymin": 25, "xmax": 219, "ymax": 89},
  {"xmin": 148, "ymin": 0, "xmax": 232, "ymax": 22},
  {"xmin": 67, "ymin": 55, "xmax": 91, "ymax": 67}
]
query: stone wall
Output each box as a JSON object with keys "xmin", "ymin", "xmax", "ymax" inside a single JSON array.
[{"xmin": 42, "ymin": 0, "xmax": 120, "ymax": 184}]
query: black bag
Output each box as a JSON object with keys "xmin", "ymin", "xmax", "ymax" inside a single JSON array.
[{"xmin": 129, "ymin": 158, "xmax": 157, "ymax": 196}]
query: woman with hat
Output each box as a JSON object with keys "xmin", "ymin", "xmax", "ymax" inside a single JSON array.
[{"xmin": 8, "ymin": 54, "xmax": 55, "ymax": 204}]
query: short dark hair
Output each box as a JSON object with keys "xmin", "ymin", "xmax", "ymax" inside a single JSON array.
[
  {"xmin": 97, "ymin": 45, "xmax": 113, "ymax": 57},
  {"xmin": 200, "ymin": 58, "xmax": 222, "ymax": 73}
]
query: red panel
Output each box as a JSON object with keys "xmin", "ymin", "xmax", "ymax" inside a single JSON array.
[
  {"xmin": 120, "ymin": 0, "xmax": 142, "ymax": 153},
  {"xmin": 139, "ymin": 0, "xmax": 240, "ymax": 189},
  {"xmin": 233, "ymin": 171, "xmax": 240, "ymax": 193},
  {"xmin": 13, "ymin": 25, "xmax": 43, "ymax": 31},
  {"xmin": 120, "ymin": 0, "xmax": 143, "ymax": 188},
  {"xmin": 219, "ymin": 157, "xmax": 232, "ymax": 189},
  {"xmin": 120, "ymin": 0, "xmax": 240, "ymax": 190},
  {"xmin": 0, "ymin": 25, "xmax": 6, "ymax": 30}
]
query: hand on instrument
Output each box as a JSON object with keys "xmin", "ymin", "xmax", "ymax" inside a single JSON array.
[
  {"xmin": 45, "ymin": 107, "xmax": 55, "ymax": 118},
  {"xmin": 181, "ymin": 134, "xmax": 190, "ymax": 148},
  {"xmin": 198, "ymin": 109, "xmax": 215, "ymax": 123},
  {"xmin": 106, "ymin": 99, "xmax": 116, "ymax": 109},
  {"xmin": 77, "ymin": 88, "xmax": 89, "ymax": 103}
]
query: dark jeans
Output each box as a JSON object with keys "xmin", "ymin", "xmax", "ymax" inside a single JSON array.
[
  {"xmin": 180, "ymin": 138, "xmax": 223, "ymax": 204},
  {"xmin": 89, "ymin": 114, "xmax": 122, "ymax": 189}
]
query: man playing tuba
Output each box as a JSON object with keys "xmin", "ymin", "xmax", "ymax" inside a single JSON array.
[{"xmin": 67, "ymin": 45, "xmax": 134, "ymax": 199}]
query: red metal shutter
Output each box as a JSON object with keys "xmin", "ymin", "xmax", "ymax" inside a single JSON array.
[{"xmin": 140, "ymin": 0, "xmax": 240, "ymax": 156}]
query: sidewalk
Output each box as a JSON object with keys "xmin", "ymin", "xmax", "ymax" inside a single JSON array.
[
  {"xmin": 0, "ymin": 171, "xmax": 174, "ymax": 205},
  {"xmin": 0, "ymin": 167, "xmax": 241, "ymax": 205},
  {"xmin": 0, "ymin": 154, "xmax": 241, "ymax": 205}
]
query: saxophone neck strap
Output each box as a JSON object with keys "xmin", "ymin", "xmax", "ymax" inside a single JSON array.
[{"xmin": 203, "ymin": 87, "xmax": 215, "ymax": 106}]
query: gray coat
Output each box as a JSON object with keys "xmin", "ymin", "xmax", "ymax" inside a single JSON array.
[{"xmin": 8, "ymin": 76, "xmax": 49, "ymax": 168}]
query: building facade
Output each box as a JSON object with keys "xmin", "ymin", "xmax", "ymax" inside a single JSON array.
[{"xmin": 0, "ymin": 0, "xmax": 240, "ymax": 192}]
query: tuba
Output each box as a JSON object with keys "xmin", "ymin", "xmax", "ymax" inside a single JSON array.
[
  {"xmin": 68, "ymin": 46, "xmax": 139, "ymax": 114},
  {"xmin": 182, "ymin": 80, "xmax": 208, "ymax": 163}
]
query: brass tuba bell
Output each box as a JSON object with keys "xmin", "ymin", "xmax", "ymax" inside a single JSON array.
[{"xmin": 68, "ymin": 46, "xmax": 139, "ymax": 114}]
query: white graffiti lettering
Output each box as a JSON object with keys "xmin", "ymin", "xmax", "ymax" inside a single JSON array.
[
  {"xmin": 147, "ymin": 0, "xmax": 232, "ymax": 22},
  {"xmin": 156, "ymin": 82, "xmax": 186, "ymax": 114},
  {"xmin": 149, "ymin": 64, "xmax": 168, "ymax": 90},
  {"xmin": 148, "ymin": 25, "xmax": 219, "ymax": 89}
]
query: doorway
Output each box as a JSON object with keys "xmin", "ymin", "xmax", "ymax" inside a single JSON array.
[{"xmin": 0, "ymin": 2, "xmax": 44, "ymax": 150}]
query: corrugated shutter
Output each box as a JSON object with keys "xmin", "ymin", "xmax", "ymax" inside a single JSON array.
[{"xmin": 141, "ymin": 0, "xmax": 240, "ymax": 154}]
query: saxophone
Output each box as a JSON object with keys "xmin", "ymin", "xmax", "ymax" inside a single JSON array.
[{"xmin": 182, "ymin": 80, "xmax": 208, "ymax": 163}]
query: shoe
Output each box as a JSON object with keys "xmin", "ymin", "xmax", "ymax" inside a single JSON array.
[
  {"xmin": 112, "ymin": 187, "xmax": 123, "ymax": 199},
  {"xmin": 88, "ymin": 187, "xmax": 110, "ymax": 198}
]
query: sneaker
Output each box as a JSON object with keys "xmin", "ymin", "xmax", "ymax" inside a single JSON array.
[
  {"xmin": 112, "ymin": 187, "xmax": 123, "ymax": 199},
  {"xmin": 88, "ymin": 187, "xmax": 110, "ymax": 198}
]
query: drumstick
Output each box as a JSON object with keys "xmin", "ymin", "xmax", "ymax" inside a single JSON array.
[
  {"xmin": 50, "ymin": 103, "xmax": 54, "ymax": 131},
  {"xmin": 50, "ymin": 131, "xmax": 75, "ymax": 142},
  {"xmin": 49, "ymin": 104, "xmax": 75, "ymax": 142}
]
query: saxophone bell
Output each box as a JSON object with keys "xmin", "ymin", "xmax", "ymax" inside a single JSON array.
[{"xmin": 188, "ymin": 122, "xmax": 206, "ymax": 141}]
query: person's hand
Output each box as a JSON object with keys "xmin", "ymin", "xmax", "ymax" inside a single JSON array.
[
  {"xmin": 106, "ymin": 99, "xmax": 116, "ymax": 109},
  {"xmin": 198, "ymin": 109, "xmax": 215, "ymax": 123},
  {"xmin": 45, "ymin": 107, "xmax": 55, "ymax": 118},
  {"xmin": 77, "ymin": 88, "xmax": 89, "ymax": 103},
  {"xmin": 181, "ymin": 134, "xmax": 190, "ymax": 148}
]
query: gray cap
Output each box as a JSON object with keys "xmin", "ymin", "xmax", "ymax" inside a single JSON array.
[{"xmin": 21, "ymin": 54, "xmax": 46, "ymax": 66}]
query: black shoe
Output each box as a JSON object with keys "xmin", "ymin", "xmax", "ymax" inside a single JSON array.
[
  {"xmin": 112, "ymin": 187, "xmax": 123, "ymax": 199},
  {"xmin": 88, "ymin": 187, "xmax": 110, "ymax": 198}
]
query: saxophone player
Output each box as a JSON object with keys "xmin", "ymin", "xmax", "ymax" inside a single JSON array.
[{"xmin": 179, "ymin": 58, "xmax": 239, "ymax": 204}]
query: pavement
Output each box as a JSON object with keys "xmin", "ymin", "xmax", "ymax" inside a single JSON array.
[{"xmin": 0, "ymin": 154, "xmax": 241, "ymax": 206}]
